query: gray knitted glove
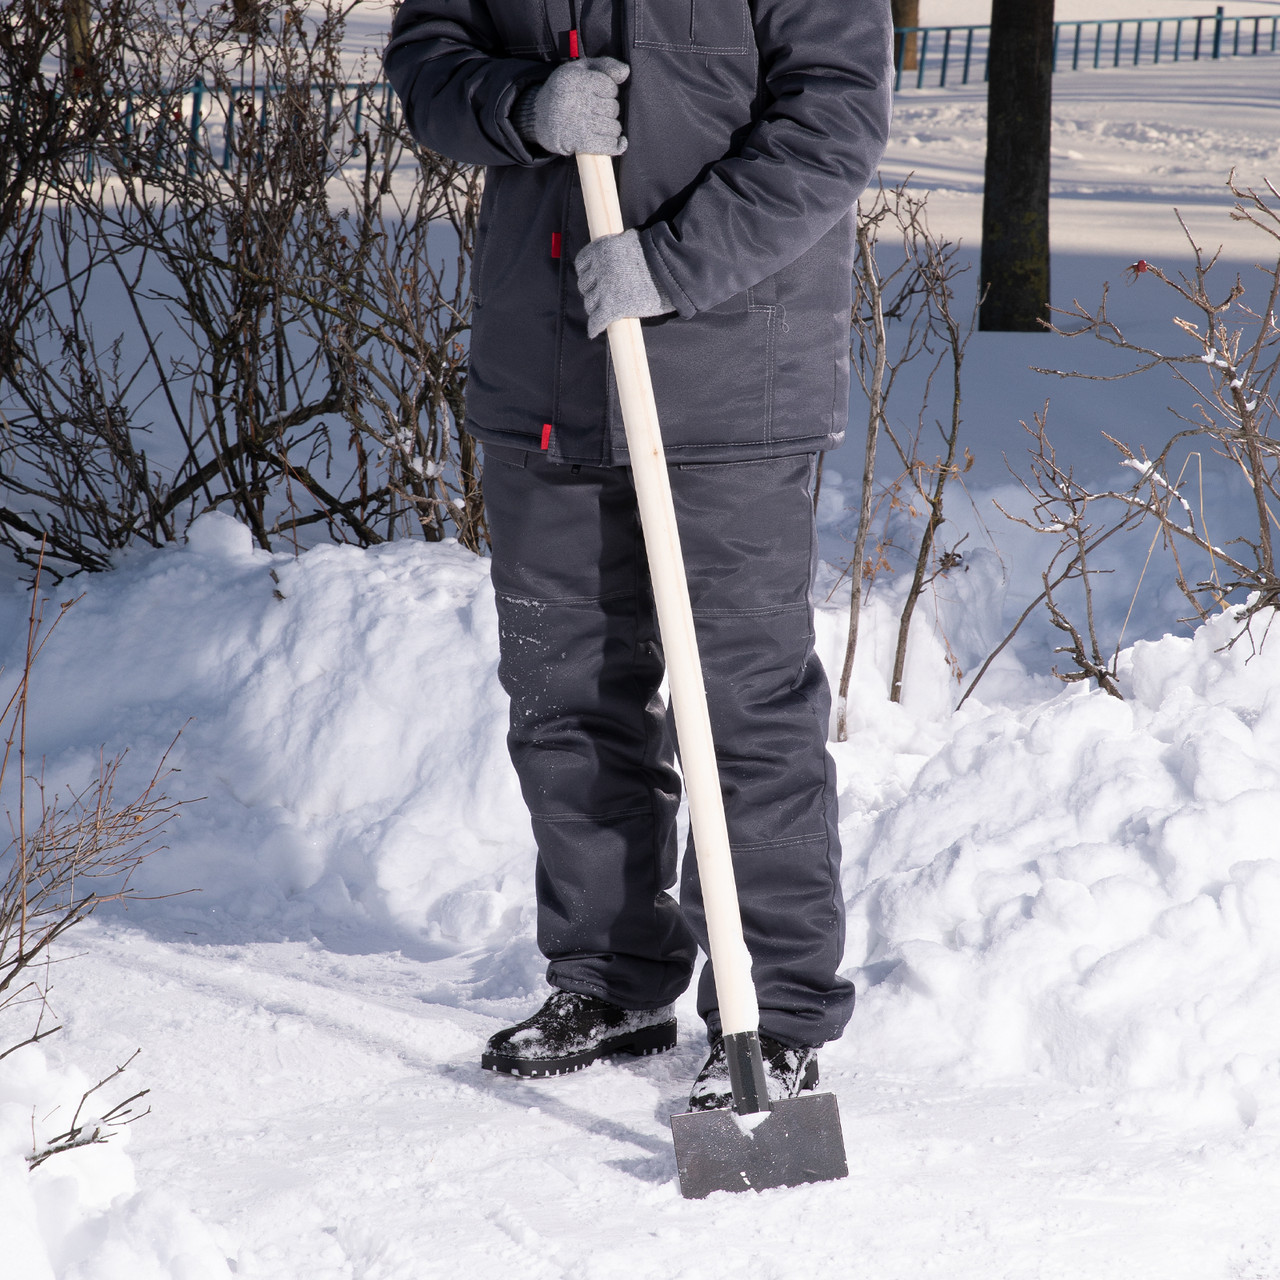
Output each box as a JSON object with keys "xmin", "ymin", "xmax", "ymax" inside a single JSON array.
[
  {"xmin": 574, "ymin": 229, "xmax": 675, "ymax": 339},
  {"xmin": 511, "ymin": 57, "xmax": 629, "ymax": 157}
]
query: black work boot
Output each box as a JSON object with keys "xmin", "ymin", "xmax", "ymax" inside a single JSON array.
[
  {"xmin": 687, "ymin": 1033, "xmax": 819, "ymax": 1111},
  {"xmin": 481, "ymin": 990, "xmax": 678, "ymax": 1078}
]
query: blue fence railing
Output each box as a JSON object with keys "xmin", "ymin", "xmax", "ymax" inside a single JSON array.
[
  {"xmin": 84, "ymin": 78, "xmax": 402, "ymax": 178},
  {"xmin": 894, "ymin": 6, "xmax": 1279, "ymax": 91}
]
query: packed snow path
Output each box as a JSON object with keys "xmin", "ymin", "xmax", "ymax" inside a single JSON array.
[{"xmin": 19, "ymin": 918, "xmax": 1280, "ymax": 1279}]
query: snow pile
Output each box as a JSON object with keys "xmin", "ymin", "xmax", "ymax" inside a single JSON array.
[
  {"xmin": 841, "ymin": 607, "xmax": 1280, "ymax": 1121},
  {"xmin": 7, "ymin": 515, "xmax": 1280, "ymax": 1126},
  {"xmin": 5, "ymin": 513, "xmax": 531, "ymax": 951},
  {"xmin": 1, "ymin": 517, "xmax": 534, "ymax": 1275},
  {"xmin": 4, "ymin": 510, "xmax": 1280, "ymax": 1272},
  {"xmin": 0, "ymin": 1045, "xmax": 230, "ymax": 1279}
]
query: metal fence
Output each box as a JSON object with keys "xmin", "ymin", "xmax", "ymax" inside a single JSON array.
[
  {"xmin": 190, "ymin": 78, "xmax": 401, "ymax": 170},
  {"xmin": 82, "ymin": 77, "xmax": 402, "ymax": 178},
  {"xmin": 143, "ymin": 77, "xmax": 401, "ymax": 174},
  {"xmin": 894, "ymin": 6, "xmax": 1279, "ymax": 91}
]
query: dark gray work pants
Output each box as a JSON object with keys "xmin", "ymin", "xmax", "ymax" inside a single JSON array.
[{"xmin": 482, "ymin": 445, "xmax": 855, "ymax": 1048}]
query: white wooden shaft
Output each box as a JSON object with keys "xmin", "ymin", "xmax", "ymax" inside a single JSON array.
[{"xmin": 575, "ymin": 151, "xmax": 758, "ymax": 1036}]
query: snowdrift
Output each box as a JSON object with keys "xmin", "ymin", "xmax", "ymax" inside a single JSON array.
[
  {"xmin": 4, "ymin": 509, "xmax": 1280, "ymax": 1274},
  {"xmin": 3, "ymin": 516, "xmax": 1277, "ymax": 1114},
  {"xmin": 842, "ymin": 611, "xmax": 1280, "ymax": 1123}
]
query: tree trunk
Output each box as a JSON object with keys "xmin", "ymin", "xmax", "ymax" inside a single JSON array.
[
  {"xmin": 64, "ymin": 0, "xmax": 91, "ymax": 73},
  {"xmin": 836, "ymin": 214, "xmax": 887, "ymax": 741},
  {"xmin": 979, "ymin": 0, "xmax": 1054, "ymax": 332},
  {"xmin": 892, "ymin": 0, "xmax": 919, "ymax": 72}
]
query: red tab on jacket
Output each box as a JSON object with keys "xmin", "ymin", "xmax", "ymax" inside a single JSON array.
[
  {"xmin": 569, "ymin": 28, "xmax": 580, "ymax": 59},
  {"xmin": 551, "ymin": 232, "xmax": 562, "ymax": 259},
  {"xmin": 541, "ymin": 423, "xmax": 553, "ymax": 451}
]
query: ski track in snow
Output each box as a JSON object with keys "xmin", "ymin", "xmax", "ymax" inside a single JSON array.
[{"xmin": 5, "ymin": 24, "xmax": 1280, "ymax": 1280}]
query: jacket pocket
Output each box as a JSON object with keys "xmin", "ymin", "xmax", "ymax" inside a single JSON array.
[
  {"xmin": 472, "ymin": 167, "xmax": 505, "ymax": 309},
  {"xmin": 636, "ymin": 301, "xmax": 777, "ymax": 453},
  {"xmin": 489, "ymin": 3, "xmax": 553, "ymax": 56},
  {"xmin": 766, "ymin": 222, "xmax": 852, "ymax": 448},
  {"xmin": 633, "ymin": 0, "xmax": 751, "ymax": 55}
]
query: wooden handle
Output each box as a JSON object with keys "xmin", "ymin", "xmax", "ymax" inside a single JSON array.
[{"xmin": 575, "ymin": 152, "xmax": 758, "ymax": 1037}]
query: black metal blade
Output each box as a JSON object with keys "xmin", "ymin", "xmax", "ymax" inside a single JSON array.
[{"xmin": 669, "ymin": 1091, "xmax": 848, "ymax": 1199}]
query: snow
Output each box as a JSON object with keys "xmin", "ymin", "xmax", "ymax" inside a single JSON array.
[
  {"xmin": 883, "ymin": 55, "xmax": 1280, "ymax": 255},
  {"xmin": 4, "ymin": 27, "xmax": 1280, "ymax": 1280}
]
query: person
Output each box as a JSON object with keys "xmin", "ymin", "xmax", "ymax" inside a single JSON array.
[{"xmin": 385, "ymin": 0, "xmax": 893, "ymax": 1111}]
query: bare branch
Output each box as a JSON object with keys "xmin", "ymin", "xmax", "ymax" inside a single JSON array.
[{"xmin": 27, "ymin": 1050, "xmax": 151, "ymax": 1170}]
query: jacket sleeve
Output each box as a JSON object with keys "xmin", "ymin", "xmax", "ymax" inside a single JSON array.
[
  {"xmin": 383, "ymin": 0, "xmax": 553, "ymax": 167},
  {"xmin": 639, "ymin": 0, "xmax": 894, "ymax": 318}
]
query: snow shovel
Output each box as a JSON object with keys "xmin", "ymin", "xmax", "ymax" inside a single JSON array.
[{"xmin": 575, "ymin": 151, "xmax": 849, "ymax": 1199}]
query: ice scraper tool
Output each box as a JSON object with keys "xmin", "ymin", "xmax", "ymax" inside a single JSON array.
[{"xmin": 575, "ymin": 149, "xmax": 849, "ymax": 1199}]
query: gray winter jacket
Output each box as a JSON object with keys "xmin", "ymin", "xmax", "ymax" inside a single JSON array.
[{"xmin": 385, "ymin": 0, "xmax": 894, "ymax": 465}]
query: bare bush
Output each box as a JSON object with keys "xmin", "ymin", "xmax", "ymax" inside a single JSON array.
[
  {"xmin": 25, "ymin": 1048, "xmax": 151, "ymax": 1169},
  {"xmin": 985, "ymin": 409, "xmax": 1139, "ymax": 698},
  {"xmin": 1038, "ymin": 177, "xmax": 1280, "ymax": 626},
  {"xmin": 833, "ymin": 180, "xmax": 975, "ymax": 737},
  {"xmin": 306, "ymin": 124, "xmax": 487, "ymax": 549},
  {"xmin": 0, "ymin": 0, "xmax": 485, "ymax": 577},
  {"xmin": 1, "ymin": 553, "xmax": 187, "ymax": 1066},
  {"xmin": 0, "ymin": 0, "xmax": 136, "ymax": 398},
  {"xmin": 962, "ymin": 174, "xmax": 1280, "ymax": 701}
]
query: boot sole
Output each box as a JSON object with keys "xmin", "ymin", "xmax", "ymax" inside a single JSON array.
[{"xmin": 481, "ymin": 1021, "xmax": 678, "ymax": 1078}]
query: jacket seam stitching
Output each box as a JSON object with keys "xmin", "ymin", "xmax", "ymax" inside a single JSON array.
[
  {"xmin": 692, "ymin": 603, "xmax": 807, "ymax": 619},
  {"xmin": 635, "ymin": 0, "xmax": 749, "ymax": 54},
  {"xmin": 529, "ymin": 805, "xmax": 655, "ymax": 823},
  {"xmin": 748, "ymin": 287, "xmax": 778, "ymax": 447},
  {"xmin": 731, "ymin": 831, "xmax": 830, "ymax": 852}
]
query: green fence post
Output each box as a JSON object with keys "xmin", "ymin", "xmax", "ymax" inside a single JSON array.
[{"xmin": 187, "ymin": 78, "xmax": 203, "ymax": 175}]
